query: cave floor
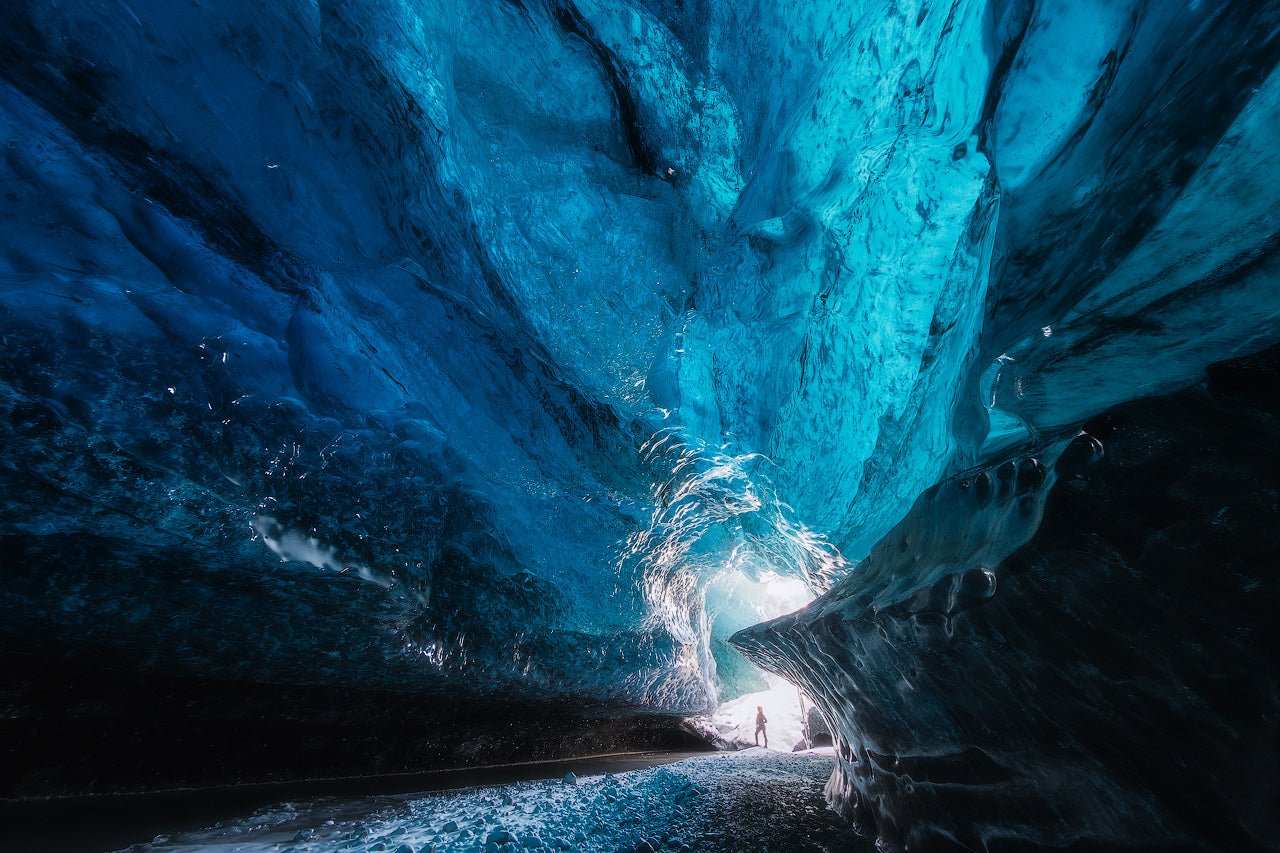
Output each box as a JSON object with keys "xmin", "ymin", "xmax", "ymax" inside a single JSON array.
[{"xmin": 116, "ymin": 749, "xmax": 858, "ymax": 853}]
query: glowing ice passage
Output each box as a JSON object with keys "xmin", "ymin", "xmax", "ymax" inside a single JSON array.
[{"xmin": 1, "ymin": 0, "xmax": 1279, "ymax": 850}]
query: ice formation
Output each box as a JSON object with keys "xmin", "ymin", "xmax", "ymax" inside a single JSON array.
[
  {"xmin": 734, "ymin": 362, "xmax": 1280, "ymax": 849},
  {"xmin": 2, "ymin": 0, "xmax": 1279, "ymax": 848}
]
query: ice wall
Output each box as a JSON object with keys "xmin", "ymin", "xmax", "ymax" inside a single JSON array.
[
  {"xmin": 0, "ymin": 0, "xmax": 712, "ymax": 709},
  {"xmin": 733, "ymin": 350, "xmax": 1280, "ymax": 849},
  {"xmin": 2, "ymin": 0, "xmax": 1279, "ymax": 765}
]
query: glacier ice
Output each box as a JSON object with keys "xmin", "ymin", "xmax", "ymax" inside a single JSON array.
[
  {"xmin": 1, "ymin": 0, "xmax": 1279, "ymax": 841},
  {"xmin": 734, "ymin": 357, "xmax": 1280, "ymax": 849}
]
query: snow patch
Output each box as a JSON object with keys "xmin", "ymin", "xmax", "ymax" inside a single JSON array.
[
  {"xmin": 253, "ymin": 515, "xmax": 392, "ymax": 588},
  {"xmin": 696, "ymin": 673, "xmax": 814, "ymax": 752}
]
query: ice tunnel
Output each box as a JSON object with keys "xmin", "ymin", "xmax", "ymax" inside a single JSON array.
[{"xmin": 1, "ymin": 0, "xmax": 1278, "ymax": 850}]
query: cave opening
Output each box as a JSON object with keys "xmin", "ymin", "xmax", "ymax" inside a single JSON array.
[{"xmin": 3, "ymin": 0, "xmax": 1279, "ymax": 851}]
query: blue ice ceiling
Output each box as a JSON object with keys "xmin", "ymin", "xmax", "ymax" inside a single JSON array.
[{"xmin": 1, "ymin": 1, "xmax": 1278, "ymax": 711}]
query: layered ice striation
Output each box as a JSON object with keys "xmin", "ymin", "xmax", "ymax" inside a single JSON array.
[{"xmin": 2, "ymin": 0, "xmax": 1280, "ymax": 813}]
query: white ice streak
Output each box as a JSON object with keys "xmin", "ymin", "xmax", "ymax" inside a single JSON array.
[{"xmin": 253, "ymin": 514, "xmax": 393, "ymax": 588}]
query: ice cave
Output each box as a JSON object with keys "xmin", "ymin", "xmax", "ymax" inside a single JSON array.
[{"xmin": 1, "ymin": 1, "xmax": 1278, "ymax": 851}]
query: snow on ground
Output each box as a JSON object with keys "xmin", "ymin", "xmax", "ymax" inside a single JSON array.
[
  {"xmin": 121, "ymin": 749, "xmax": 863, "ymax": 853},
  {"xmin": 696, "ymin": 674, "xmax": 812, "ymax": 751}
]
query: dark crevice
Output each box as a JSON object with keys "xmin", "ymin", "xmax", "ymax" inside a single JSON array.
[{"xmin": 552, "ymin": 1, "xmax": 659, "ymax": 176}]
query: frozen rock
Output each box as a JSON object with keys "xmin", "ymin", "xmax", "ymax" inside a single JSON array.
[{"xmin": 486, "ymin": 828, "xmax": 518, "ymax": 845}]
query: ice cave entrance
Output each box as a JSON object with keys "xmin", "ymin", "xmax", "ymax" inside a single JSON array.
[
  {"xmin": 702, "ymin": 672, "xmax": 818, "ymax": 751},
  {"xmin": 700, "ymin": 570, "xmax": 819, "ymax": 751}
]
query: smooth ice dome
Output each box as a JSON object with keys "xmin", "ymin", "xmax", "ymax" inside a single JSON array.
[{"xmin": 2, "ymin": 1, "xmax": 1279, "ymax": 850}]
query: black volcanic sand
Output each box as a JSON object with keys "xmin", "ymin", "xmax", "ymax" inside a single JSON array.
[{"xmin": 117, "ymin": 750, "xmax": 858, "ymax": 853}]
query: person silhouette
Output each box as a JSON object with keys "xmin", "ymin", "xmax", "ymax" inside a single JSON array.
[{"xmin": 754, "ymin": 705, "xmax": 768, "ymax": 748}]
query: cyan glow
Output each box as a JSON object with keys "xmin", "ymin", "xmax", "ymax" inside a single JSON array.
[{"xmin": 1, "ymin": 0, "xmax": 1277, "ymax": 715}]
